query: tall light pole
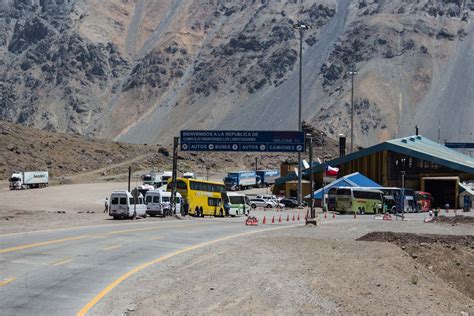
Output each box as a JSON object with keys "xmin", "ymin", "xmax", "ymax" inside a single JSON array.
[
  {"xmin": 396, "ymin": 158, "xmax": 406, "ymax": 221},
  {"xmin": 306, "ymin": 134, "xmax": 314, "ymax": 219},
  {"xmin": 347, "ymin": 67, "xmax": 358, "ymax": 153},
  {"xmin": 293, "ymin": 21, "xmax": 310, "ymax": 206}
]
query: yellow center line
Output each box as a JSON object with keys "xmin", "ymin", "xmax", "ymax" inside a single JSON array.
[
  {"xmin": 0, "ymin": 235, "xmax": 90, "ymax": 254},
  {"xmin": 0, "ymin": 222, "xmax": 209, "ymax": 254},
  {"xmin": 0, "ymin": 277, "xmax": 16, "ymax": 286},
  {"xmin": 51, "ymin": 257, "xmax": 74, "ymax": 266},
  {"xmin": 77, "ymin": 225, "xmax": 298, "ymax": 316},
  {"xmin": 103, "ymin": 245, "xmax": 122, "ymax": 251}
]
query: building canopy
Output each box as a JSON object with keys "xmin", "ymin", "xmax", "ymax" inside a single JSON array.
[{"xmin": 305, "ymin": 172, "xmax": 382, "ymax": 199}]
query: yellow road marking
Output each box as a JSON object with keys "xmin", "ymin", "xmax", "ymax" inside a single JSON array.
[
  {"xmin": 0, "ymin": 220, "xmax": 181, "ymax": 237},
  {"xmin": 77, "ymin": 225, "xmax": 297, "ymax": 316},
  {"xmin": 147, "ymin": 236, "xmax": 163, "ymax": 241},
  {"xmin": 0, "ymin": 235, "xmax": 89, "ymax": 254},
  {"xmin": 0, "ymin": 223, "xmax": 206, "ymax": 254},
  {"xmin": 0, "ymin": 277, "xmax": 16, "ymax": 286},
  {"xmin": 51, "ymin": 257, "xmax": 74, "ymax": 266},
  {"xmin": 103, "ymin": 245, "xmax": 122, "ymax": 251}
]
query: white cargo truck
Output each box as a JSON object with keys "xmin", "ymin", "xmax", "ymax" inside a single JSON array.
[{"xmin": 9, "ymin": 171, "xmax": 49, "ymax": 190}]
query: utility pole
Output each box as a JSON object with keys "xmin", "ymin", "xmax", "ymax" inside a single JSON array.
[
  {"xmin": 306, "ymin": 134, "xmax": 316, "ymax": 225},
  {"xmin": 293, "ymin": 21, "xmax": 310, "ymax": 206},
  {"xmin": 347, "ymin": 67, "xmax": 358, "ymax": 153},
  {"xmin": 255, "ymin": 157, "xmax": 258, "ymax": 187},
  {"xmin": 396, "ymin": 158, "xmax": 406, "ymax": 221},
  {"xmin": 170, "ymin": 136, "xmax": 179, "ymax": 216}
]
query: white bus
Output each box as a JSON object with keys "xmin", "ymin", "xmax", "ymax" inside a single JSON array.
[{"xmin": 335, "ymin": 187, "xmax": 384, "ymax": 214}]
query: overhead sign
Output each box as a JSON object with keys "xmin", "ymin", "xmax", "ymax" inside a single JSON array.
[
  {"xmin": 445, "ymin": 142, "xmax": 474, "ymax": 149},
  {"xmin": 180, "ymin": 130, "xmax": 305, "ymax": 152}
]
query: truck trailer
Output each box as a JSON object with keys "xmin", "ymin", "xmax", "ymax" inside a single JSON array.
[
  {"xmin": 224, "ymin": 171, "xmax": 260, "ymax": 191},
  {"xmin": 256, "ymin": 169, "xmax": 280, "ymax": 187},
  {"xmin": 9, "ymin": 171, "xmax": 49, "ymax": 190}
]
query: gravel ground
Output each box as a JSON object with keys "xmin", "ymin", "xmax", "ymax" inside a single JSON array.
[{"xmin": 92, "ymin": 219, "xmax": 474, "ymax": 315}]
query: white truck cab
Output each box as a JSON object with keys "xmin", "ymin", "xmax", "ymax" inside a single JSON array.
[
  {"xmin": 109, "ymin": 190, "xmax": 147, "ymax": 219},
  {"xmin": 145, "ymin": 190, "xmax": 182, "ymax": 217},
  {"xmin": 183, "ymin": 172, "xmax": 195, "ymax": 179}
]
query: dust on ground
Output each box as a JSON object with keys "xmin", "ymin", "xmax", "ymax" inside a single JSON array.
[{"xmin": 358, "ymin": 231, "xmax": 474, "ymax": 300}]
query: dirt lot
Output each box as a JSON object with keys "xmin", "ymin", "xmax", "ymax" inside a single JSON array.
[
  {"xmin": 359, "ymin": 231, "xmax": 474, "ymax": 300},
  {"xmin": 92, "ymin": 225, "xmax": 474, "ymax": 315},
  {"xmin": 431, "ymin": 215, "xmax": 474, "ymax": 225}
]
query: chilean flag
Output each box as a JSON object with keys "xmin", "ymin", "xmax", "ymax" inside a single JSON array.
[{"xmin": 325, "ymin": 166, "xmax": 339, "ymax": 176}]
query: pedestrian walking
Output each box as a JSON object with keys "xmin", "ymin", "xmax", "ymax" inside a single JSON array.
[{"xmin": 104, "ymin": 197, "xmax": 109, "ymax": 213}]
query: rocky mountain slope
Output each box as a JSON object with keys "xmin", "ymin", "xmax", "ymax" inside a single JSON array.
[
  {"xmin": 1, "ymin": 0, "xmax": 473, "ymax": 147},
  {"xmin": 0, "ymin": 120, "xmax": 335, "ymax": 181}
]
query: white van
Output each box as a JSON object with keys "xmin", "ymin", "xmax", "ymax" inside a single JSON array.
[
  {"xmin": 109, "ymin": 190, "xmax": 147, "ymax": 219},
  {"xmin": 224, "ymin": 192, "xmax": 250, "ymax": 216},
  {"xmin": 145, "ymin": 190, "xmax": 182, "ymax": 217}
]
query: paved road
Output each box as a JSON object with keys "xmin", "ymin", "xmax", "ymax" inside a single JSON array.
[{"xmin": 0, "ymin": 216, "xmax": 296, "ymax": 316}]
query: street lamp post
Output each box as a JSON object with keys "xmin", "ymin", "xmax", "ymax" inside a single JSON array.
[
  {"xmin": 396, "ymin": 158, "xmax": 406, "ymax": 221},
  {"xmin": 293, "ymin": 21, "xmax": 310, "ymax": 206},
  {"xmin": 347, "ymin": 67, "xmax": 358, "ymax": 153},
  {"xmin": 306, "ymin": 134, "xmax": 314, "ymax": 219}
]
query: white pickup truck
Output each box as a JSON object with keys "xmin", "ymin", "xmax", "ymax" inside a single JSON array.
[{"xmin": 9, "ymin": 171, "xmax": 49, "ymax": 190}]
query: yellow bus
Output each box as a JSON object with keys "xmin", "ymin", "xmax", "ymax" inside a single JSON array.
[{"xmin": 168, "ymin": 177, "xmax": 226, "ymax": 217}]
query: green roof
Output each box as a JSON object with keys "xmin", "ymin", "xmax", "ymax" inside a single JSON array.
[{"xmin": 275, "ymin": 135, "xmax": 474, "ymax": 185}]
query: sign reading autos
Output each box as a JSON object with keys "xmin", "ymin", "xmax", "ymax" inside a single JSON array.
[{"xmin": 180, "ymin": 130, "xmax": 305, "ymax": 152}]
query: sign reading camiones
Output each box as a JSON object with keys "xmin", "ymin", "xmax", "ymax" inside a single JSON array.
[{"xmin": 180, "ymin": 130, "xmax": 305, "ymax": 152}]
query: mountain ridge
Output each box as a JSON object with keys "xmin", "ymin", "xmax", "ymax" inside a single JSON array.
[{"xmin": 1, "ymin": 0, "xmax": 472, "ymax": 147}]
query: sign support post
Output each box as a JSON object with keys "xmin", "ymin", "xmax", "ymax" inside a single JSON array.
[{"xmin": 170, "ymin": 136, "xmax": 179, "ymax": 216}]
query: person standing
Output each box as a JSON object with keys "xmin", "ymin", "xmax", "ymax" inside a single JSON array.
[{"xmin": 104, "ymin": 197, "xmax": 109, "ymax": 213}]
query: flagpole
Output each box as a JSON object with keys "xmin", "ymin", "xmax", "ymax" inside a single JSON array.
[{"xmin": 321, "ymin": 132, "xmax": 325, "ymax": 212}]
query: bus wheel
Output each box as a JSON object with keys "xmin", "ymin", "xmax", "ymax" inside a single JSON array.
[{"xmin": 200, "ymin": 207, "xmax": 204, "ymax": 217}]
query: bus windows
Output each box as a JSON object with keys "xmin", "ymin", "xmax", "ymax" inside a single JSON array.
[
  {"xmin": 208, "ymin": 197, "xmax": 221, "ymax": 206},
  {"xmin": 176, "ymin": 180, "xmax": 187, "ymax": 189},
  {"xmin": 338, "ymin": 188, "xmax": 351, "ymax": 196}
]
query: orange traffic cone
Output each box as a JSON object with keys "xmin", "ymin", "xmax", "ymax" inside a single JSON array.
[
  {"xmin": 271, "ymin": 216, "xmax": 275, "ymax": 224},
  {"xmin": 332, "ymin": 212, "xmax": 336, "ymax": 219},
  {"xmin": 286, "ymin": 214, "xmax": 290, "ymax": 222},
  {"xmin": 292, "ymin": 214, "xmax": 295, "ymax": 221},
  {"xmin": 263, "ymin": 216, "xmax": 266, "ymax": 224},
  {"xmin": 279, "ymin": 215, "xmax": 282, "ymax": 223},
  {"xmin": 297, "ymin": 213, "xmax": 300, "ymax": 221}
]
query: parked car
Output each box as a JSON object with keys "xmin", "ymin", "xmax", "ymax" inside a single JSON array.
[
  {"xmin": 249, "ymin": 198, "xmax": 277, "ymax": 208},
  {"xmin": 257, "ymin": 195, "xmax": 284, "ymax": 208},
  {"xmin": 279, "ymin": 198, "xmax": 299, "ymax": 208}
]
